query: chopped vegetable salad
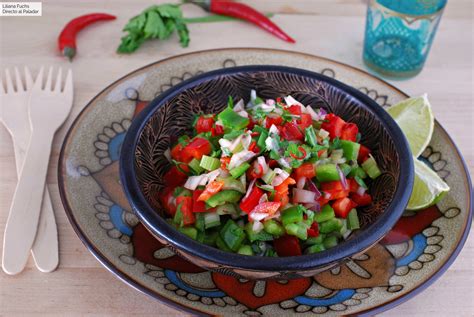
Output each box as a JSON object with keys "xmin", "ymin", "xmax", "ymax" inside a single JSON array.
[{"xmin": 160, "ymin": 91, "xmax": 381, "ymax": 257}]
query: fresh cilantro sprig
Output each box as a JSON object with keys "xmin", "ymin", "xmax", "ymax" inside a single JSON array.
[{"xmin": 117, "ymin": 4, "xmax": 190, "ymax": 53}]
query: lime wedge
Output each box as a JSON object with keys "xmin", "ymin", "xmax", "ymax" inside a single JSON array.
[
  {"xmin": 387, "ymin": 94, "xmax": 434, "ymax": 158},
  {"xmin": 406, "ymin": 158, "xmax": 450, "ymax": 210}
]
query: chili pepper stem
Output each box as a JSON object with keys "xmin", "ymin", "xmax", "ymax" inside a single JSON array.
[{"xmin": 62, "ymin": 47, "xmax": 76, "ymax": 62}]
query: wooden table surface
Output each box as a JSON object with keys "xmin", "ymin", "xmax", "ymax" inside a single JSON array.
[{"xmin": 1, "ymin": 0, "xmax": 473, "ymax": 315}]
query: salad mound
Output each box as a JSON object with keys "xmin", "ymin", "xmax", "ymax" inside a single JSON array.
[{"xmin": 160, "ymin": 91, "xmax": 381, "ymax": 257}]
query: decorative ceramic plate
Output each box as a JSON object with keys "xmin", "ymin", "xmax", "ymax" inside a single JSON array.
[{"xmin": 59, "ymin": 48, "xmax": 472, "ymax": 316}]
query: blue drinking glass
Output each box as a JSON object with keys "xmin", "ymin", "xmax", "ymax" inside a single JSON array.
[{"xmin": 363, "ymin": 0, "xmax": 447, "ymax": 78}]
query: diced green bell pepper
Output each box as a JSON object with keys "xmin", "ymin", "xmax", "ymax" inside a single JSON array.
[
  {"xmin": 263, "ymin": 219, "xmax": 284, "ymax": 237},
  {"xmin": 319, "ymin": 218, "xmax": 343, "ymax": 234},
  {"xmin": 220, "ymin": 219, "xmax": 246, "ymax": 251},
  {"xmin": 348, "ymin": 166, "xmax": 367, "ymax": 179},
  {"xmin": 362, "ymin": 155, "xmax": 382, "ymax": 179},
  {"xmin": 323, "ymin": 235, "xmax": 339, "ymax": 249},
  {"xmin": 206, "ymin": 190, "xmax": 242, "ymax": 208},
  {"xmin": 219, "ymin": 177, "xmax": 246, "ymax": 193},
  {"xmin": 306, "ymin": 243, "xmax": 325, "ymax": 254},
  {"xmin": 218, "ymin": 106, "xmax": 249, "ymax": 130},
  {"xmin": 178, "ymin": 227, "xmax": 198, "ymax": 240},
  {"xmin": 340, "ymin": 140, "xmax": 360, "ymax": 161},
  {"xmin": 316, "ymin": 164, "xmax": 340, "ymax": 182},
  {"xmin": 245, "ymin": 222, "xmax": 274, "ymax": 242},
  {"xmin": 229, "ymin": 163, "xmax": 251, "ymax": 179},
  {"xmin": 314, "ymin": 205, "xmax": 335, "ymax": 223},
  {"xmin": 237, "ymin": 245, "xmax": 254, "ymax": 255},
  {"xmin": 281, "ymin": 205, "xmax": 304, "ymax": 226},
  {"xmin": 285, "ymin": 223, "xmax": 308, "ymax": 240}
]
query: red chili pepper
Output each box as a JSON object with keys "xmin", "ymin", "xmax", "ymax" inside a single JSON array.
[
  {"xmin": 58, "ymin": 13, "xmax": 116, "ymax": 61},
  {"xmin": 248, "ymin": 141, "xmax": 260, "ymax": 153},
  {"xmin": 290, "ymin": 146, "xmax": 307, "ymax": 160},
  {"xmin": 273, "ymin": 235, "xmax": 302, "ymax": 257},
  {"xmin": 190, "ymin": 0, "xmax": 295, "ymax": 43}
]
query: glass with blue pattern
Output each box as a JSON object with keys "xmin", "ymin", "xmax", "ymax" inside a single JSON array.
[{"xmin": 363, "ymin": 0, "xmax": 447, "ymax": 78}]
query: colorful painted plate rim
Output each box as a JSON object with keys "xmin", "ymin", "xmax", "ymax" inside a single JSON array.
[{"xmin": 58, "ymin": 48, "xmax": 473, "ymax": 316}]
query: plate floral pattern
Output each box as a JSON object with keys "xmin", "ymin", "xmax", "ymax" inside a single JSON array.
[{"xmin": 59, "ymin": 48, "xmax": 472, "ymax": 316}]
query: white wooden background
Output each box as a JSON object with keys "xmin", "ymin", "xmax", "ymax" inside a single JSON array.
[{"xmin": 1, "ymin": 0, "xmax": 473, "ymax": 315}]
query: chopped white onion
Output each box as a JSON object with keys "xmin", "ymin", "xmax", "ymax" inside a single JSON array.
[
  {"xmin": 284, "ymin": 95, "xmax": 303, "ymax": 107},
  {"xmin": 323, "ymin": 192, "xmax": 331, "ymax": 200},
  {"xmin": 292, "ymin": 188, "xmax": 316, "ymax": 203},
  {"xmin": 266, "ymin": 211, "xmax": 281, "ymax": 220},
  {"xmin": 243, "ymin": 179, "xmax": 256, "ymax": 200},
  {"xmin": 356, "ymin": 186, "xmax": 367, "ymax": 196},
  {"xmin": 272, "ymin": 168, "xmax": 290, "ymax": 186},
  {"xmin": 260, "ymin": 103, "xmax": 275, "ymax": 112},
  {"xmin": 219, "ymin": 138, "xmax": 232, "ymax": 148},
  {"xmin": 257, "ymin": 156, "xmax": 269, "ymax": 174},
  {"xmin": 297, "ymin": 177, "xmax": 307, "ymax": 189},
  {"xmin": 277, "ymin": 157, "xmax": 291, "ymax": 169},
  {"xmin": 306, "ymin": 105, "xmax": 319, "ymax": 121},
  {"xmin": 184, "ymin": 175, "xmax": 206, "ymax": 190},
  {"xmin": 318, "ymin": 129, "xmax": 330, "ymax": 139},
  {"xmin": 259, "ymin": 193, "xmax": 268, "ymax": 204},
  {"xmin": 252, "ymin": 220, "xmax": 264, "ymax": 232},
  {"xmin": 240, "ymin": 173, "xmax": 247, "ymax": 189},
  {"xmin": 343, "ymin": 229, "xmax": 353, "ymax": 240},
  {"xmin": 237, "ymin": 110, "xmax": 249, "ymax": 118},
  {"xmin": 337, "ymin": 165, "xmax": 348, "ymax": 190},
  {"xmin": 273, "ymin": 107, "xmax": 283, "ymax": 115},
  {"xmin": 269, "ymin": 124, "xmax": 279, "ymax": 135},
  {"xmin": 234, "ymin": 99, "xmax": 245, "ymax": 112},
  {"xmin": 265, "ymin": 136, "xmax": 280, "ymax": 152},
  {"xmin": 241, "ymin": 132, "xmax": 252, "ymax": 150},
  {"xmin": 198, "ymin": 176, "xmax": 209, "ymax": 186},
  {"xmin": 228, "ymin": 150, "xmax": 255, "ymax": 170},
  {"xmin": 250, "ymin": 89, "xmax": 257, "ymax": 102},
  {"xmin": 266, "ymin": 99, "xmax": 275, "ymax": 106},
  {"xmin": 163, "ymin": 148, "xmax": 172, "ymax": 163},
  {"xmin": 259, "ymin": 184, "xmax": 274, "ymax": 191}
]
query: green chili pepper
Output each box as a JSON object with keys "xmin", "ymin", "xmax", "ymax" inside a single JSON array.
[
  {"xmin": 263, "ymin": 219, "xmax": 284, "ymax": 237},
  {"xmin": 314, "ymin": 205, "xmax": 335, "ymax": 223},
  {"xmin": 319, "ymin": 218, "xmax": 343, "ymax": 234},
  {"xmin": 245, "ymin": 222, "xmax": 274, "ymax": 242},
  {"xmin": 315, "ymin": 164, "xmax": 340, "ymax": 182},
  {"xmin": 340, "ymin": 140, "xmax": 360, "ymax": 161},
  {"xmin": 237, "ymin": 245, "xmax": 254, "ymax": 255},
  {"xmin": 217, "ymin": 106, "xmax": 249, "ymax": 130}
]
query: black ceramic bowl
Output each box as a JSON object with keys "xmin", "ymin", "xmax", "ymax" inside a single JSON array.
[{"xmin": 120, "ymin": 65, "xmax": 414, "ymax": 279}]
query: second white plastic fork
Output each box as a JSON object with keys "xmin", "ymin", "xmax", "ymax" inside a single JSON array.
[
  {"xmin": 2, "ymin": 67, "xmax": 73, "ymax": 275},
  {"xmin": 0, "ymin": 67, "xmax": 59, "ymax": 273}
]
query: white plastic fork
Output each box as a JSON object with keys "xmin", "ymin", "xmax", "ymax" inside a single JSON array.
[
  {"xmin": 2, "ymin": 67, "xmax": 73, "ymax": 275},
  {"xmin": 0, "ymin": 67, "xmax": 59, "ymax": 273}
]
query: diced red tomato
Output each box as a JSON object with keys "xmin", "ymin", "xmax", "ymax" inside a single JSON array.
[
  {"xmin": 324, "ymin": 189, "xmax": 349, "ymax": 200},
  {"xmin": 249, "ymin": 141, "xmax": 260, "ymax": 153},
  {"xmin": 321, "ymin": 113, "xmax": 346, "ymax": 140},
  {"xmin": 249, "ymin": 202, "xmax": 281, "ymax": 221},
  {"xmin": 195, "ymin": 116, "xmax": 214, "ymax": 134},
  {"xmin": 321, "ymin": 181, "xmax": 345, "ymax": 192},
  {"xmin": 211, "ymin": 124, "xmax": 224, "ymax": 136},
  {"xmin": 307, "ymin": 222, "xmax": 319, "ymax": 238},
  {"xmin": 197, "ymin": 181, "xmax": 224, "ymax": 202},
  {"xmin": 176, "ymin": 196, "xmax": 195, "ymax": 225},
  {"xmin": 332, "ymin": 197, "xmax": 357, "ymax": 218},
  {"xmin": 281, "ymin": 122, "xmax": 304, "ymax": 141},
  {"xmin": 192, "ymin": 190, "xmax": 207, "ymax": 213},
  {"xmin": 170, "ymin": 143, "xmax": 185, "ymax": 161},
  {"xmin": 358, "ymin": 145, "xmax": 371, "ymax": 163},
  {"xmin": 298, "ymin": 113, "xmax": 313, "ymax": 129},
  {"xmin": 239, "ymin": 187, "xmax": 264, "ymax": 214},
  {"xmin": 183, "ymin": 137, "xmax": 212, "ymax": 162},
  {"xmin": 294, "ymin": 163, "xmax": 316, "ymax": 180},
  {"xmin": 351, "ymin": 192, "xmax": 373, "ymax": 206},
  {"xmin": 340, "ymin": 123, "xmax": 358, "ymax": 142},
  {"xmin": 220, "ymin": 157, "xmax": 231, "ymax": 171},
  {"xmin": 249, "ymin": 161, "xmax": 264, "ymax": 179},
  {"xmin": 347, "ymin": 178, "xmax": 359, "ymax": 193},
  {"xmin": 274, "ymin": 235, "xmax": 302, "ymax": 256},
  {"xmin": 160, "ymin": 187, "xmax": 177, "ymax": 217},
  {"xmin": 268, "ymin": 159, "xmax": 278, "ymax": 168},
  {"xmin": 287, "ymin": 105, "xmax": 302, "ymax": 115},
  {"xmin": 163, "ymin": 166, "xmax": 188, "ymax": 187},
  {"xmin": 273, "ymin": 177, "xmax": 296, "ymax": 207},
  {"xmin": 317, "ymin": 196, "xmax": 330, "ymax": 207},
  {"xmin": 247, "ymin": 117, "xmax": 256, "ymax": 130},
  {"xmin": 265, "ymin": 116, "xmax": 283, "ymax": 128}
]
